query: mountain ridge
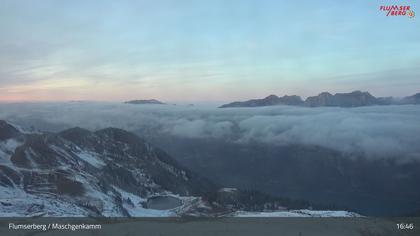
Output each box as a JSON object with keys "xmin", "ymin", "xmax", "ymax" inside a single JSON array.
[
  {"xmin": 125, "ymin": 99, "xmax": 165, "ymax": 105},
  {"xmin": 0, "ymin": 120, "xmax": 217, "ymax": 216},
  {"xmin": 220, "ymin": 91, "xmax": 420, "ymax": 108}
]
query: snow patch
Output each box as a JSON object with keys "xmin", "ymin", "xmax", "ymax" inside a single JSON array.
[
  {"xmin": 77, "ymin": 151, "xmax": 106, "ymax": 168},
  {"xmin": 0, "ymin": 139, "xmax": 21, "ymax": 164},
  {"xmin": 218, "ymin": 187, "xmax": 238, "ymax": 193},
  {"xmin": 0, "ymin": 186, "xmax": 88, "ymax": 217}
]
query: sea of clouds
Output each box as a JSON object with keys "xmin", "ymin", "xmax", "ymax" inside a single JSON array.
[{"xmin": 0, "ymin": 102, "xmax": 419, "ymax": 160}]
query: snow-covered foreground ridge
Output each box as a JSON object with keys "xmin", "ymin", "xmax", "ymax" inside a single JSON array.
[
  {"xmin": 0, "ymin": 120, "xmax": 361, "ymax": 217},
  {"xmin": 233, "ymin": 210, "xmax": 362, "ymax": 217},
  {"xmin": 0, "ymin": 120, "xmax": 212, "ymax": 217}
]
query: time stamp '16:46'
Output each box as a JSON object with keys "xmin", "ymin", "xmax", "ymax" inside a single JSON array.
[{"xmin": 396, "ymin": 223, "xmax": 414, "ymax": 230}]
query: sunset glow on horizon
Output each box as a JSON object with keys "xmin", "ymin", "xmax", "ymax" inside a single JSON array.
[{"xmin": 1, "ymin": 0, "xmax": 419, "ymax": 102}]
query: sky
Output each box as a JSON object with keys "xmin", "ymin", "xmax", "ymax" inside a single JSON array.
[{"xmin": 0, "ymin": 0, "xmax": 419, "ymax": 102}]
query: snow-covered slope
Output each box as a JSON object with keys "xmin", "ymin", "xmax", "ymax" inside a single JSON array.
[
  {"xmin": 0, "ymin": 120, "xmax": 213, "ymax": 217},
  {"xmin": 0, "ymin": 120, "xmax": 361, "ymax": 217},
  {"xmin": 233, "ymin": 210, "xmax": 361, "ymax": 217}
]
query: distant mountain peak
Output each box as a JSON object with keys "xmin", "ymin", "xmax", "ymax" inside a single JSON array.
[
  {"xmin": 220, "ymin": 94, "xmax": 303, "ymax": 108},
  {"xmin": 265, "ymin": 94, "xmax": 279, "ymax": 99},
  {"xmin": 305, "ymin": 90, "xmax": 377, "ymax": 107},
  {"xmin": 315, "ymin": 92, "xmax": 330, "ymax": 96},
  {"xmin": 124, "ymin": 99, "xmax": 165, "ymax": 105}
]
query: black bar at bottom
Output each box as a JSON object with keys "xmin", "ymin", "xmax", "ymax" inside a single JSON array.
[{"xmin": 0, "ymin": 217, "xmax": 419, "ymax": 236}]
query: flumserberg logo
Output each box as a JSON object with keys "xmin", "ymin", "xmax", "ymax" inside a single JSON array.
[{"xmin": 379, "ymin": 5, "xmax": 415, "ymax": 18}]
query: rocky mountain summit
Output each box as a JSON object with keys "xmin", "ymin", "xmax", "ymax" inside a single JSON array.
[{"xmin": 304, "ymin": 91, "xmax": 377, "ymax": 107}]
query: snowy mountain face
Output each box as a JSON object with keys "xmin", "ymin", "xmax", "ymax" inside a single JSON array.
[
  {"xmin": 0, "ymin": 120, "xmax": 360, "ymax": 217},
  {"xmin": 0, "ymin": 120, "xmax": 217, "ymax": 216}
]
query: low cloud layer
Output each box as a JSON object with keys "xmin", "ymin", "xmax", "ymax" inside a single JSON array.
[{"xmin": 1, "ymin": 102, "xmax": 419, "ymax": 160}]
